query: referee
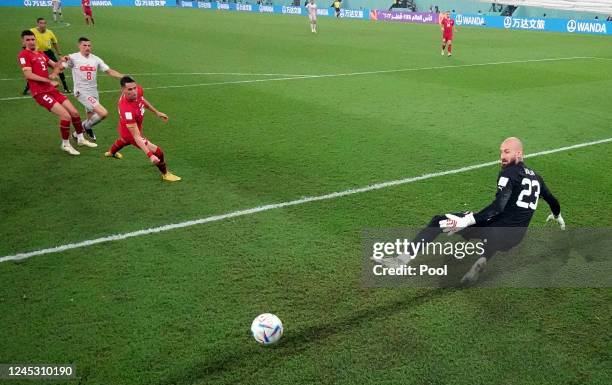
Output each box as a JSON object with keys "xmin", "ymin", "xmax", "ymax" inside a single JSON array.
[{"xmin": 23, "ymin": 17, "xmax": 70, "ymax": 95}]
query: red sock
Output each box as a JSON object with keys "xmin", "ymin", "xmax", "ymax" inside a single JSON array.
[
  {"xmin": 71, "ymin": 116, "xmax": 84, "ymax": 134},
  {"xmin": 60, "ymin": 119, "xmax": 70, "ymax": 140},
  {"xmin": 109, "ymin": 138, "xmax": 126, "ymax": 154},
  {"xmin": 448, "ymin": 44, "xmax": 452, "ymax": 53},
  {"xmin": 154, "ymin": 147, "xmax": 167, "ymax": 174}
]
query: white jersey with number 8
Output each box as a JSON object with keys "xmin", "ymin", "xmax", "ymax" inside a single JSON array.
[{"xmin": 63, "ymin": 52, "xmax": 109, "ymax": 94}]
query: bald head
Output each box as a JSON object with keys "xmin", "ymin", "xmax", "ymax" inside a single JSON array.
[{"xmin": 500, "ymin": 137, "xmax": 524, "ymax": 168}]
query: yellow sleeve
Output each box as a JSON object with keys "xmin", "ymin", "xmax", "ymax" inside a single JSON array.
[{"xmin": 50, "ymin": 31, "xmax": 58, "ymax": 44}]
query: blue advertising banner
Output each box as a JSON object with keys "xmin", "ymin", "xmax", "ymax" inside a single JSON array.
[
  {"xmin": 4, "ymin": 0, "xmax": 176, "ymax": 7},
  {"xmin": 454, "ymin": 14, "xmax": 611, "ymax": 36},
  {"xmin": 2, "ymin": 0, "xmax": 609, "ymax": 35}
]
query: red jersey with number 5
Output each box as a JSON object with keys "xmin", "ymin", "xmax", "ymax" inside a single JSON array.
[
  {"xmin": 17, "ymin": 49, "xmax": 56, "ymax": 97},
  {"xmin": 442, "ymin": 18, "xmax": 455, "ymax": 35},
  {"xmin": 118, "ymin": 86, "xmax": 145, "ymax": 140}
]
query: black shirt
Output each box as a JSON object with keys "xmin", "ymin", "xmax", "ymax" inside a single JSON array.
[{"xmin": 474, "ymin": 161, "xmax": 561, "ymax": 227}]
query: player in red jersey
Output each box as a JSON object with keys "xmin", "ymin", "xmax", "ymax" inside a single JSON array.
[
  {"xmin": 82, "ymin": 0, "xmax": 94, "ymax": 26},
  {"xmin": 18, "ymin": 30, "xmax": 96, "ymax": 155},
  {"xmin": 441, "ymin": 12, "xmax": 455, "ymax": 56},
  {"xmin": 105, "ymin": 76, "xmax": 181, "ymax": 182}
]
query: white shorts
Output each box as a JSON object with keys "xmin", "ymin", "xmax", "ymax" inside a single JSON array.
[
  {"xmin": 75, "ymin": 90, "xmax": 100, "ymax": 113},
  {"xmin": 309, "ymin": 14, "xmax": 317, "ymax": 22},
  {"xmin": 53, "ymin": 1, "xmax": 62, "ymax": 12}
]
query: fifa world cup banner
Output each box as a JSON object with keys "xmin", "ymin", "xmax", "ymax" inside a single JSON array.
[{"xmin": 372, "ymin": 11, "xmax": 438, "ymax": 24}]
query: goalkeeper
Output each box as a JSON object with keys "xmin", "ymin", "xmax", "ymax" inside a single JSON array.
[{"xmin": 382, "ymin": 137, "xmax": 565, "ymax": 284}]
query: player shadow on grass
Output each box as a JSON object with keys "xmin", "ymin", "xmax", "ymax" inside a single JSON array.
[{"xmin": 156, "ymin": 288, "xmax": 448, "ymax": 385}]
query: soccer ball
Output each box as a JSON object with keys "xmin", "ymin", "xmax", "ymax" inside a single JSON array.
[{"xmin": 251, "ymin": 313, "xmax": 283, "ymax": 345}]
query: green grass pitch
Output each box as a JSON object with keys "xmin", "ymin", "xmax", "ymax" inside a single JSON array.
[{"xmin": 0, "ymin": 7, "xmax": 611, "ymax": 385}]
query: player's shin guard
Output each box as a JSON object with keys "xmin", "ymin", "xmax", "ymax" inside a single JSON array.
[
  {"xmin": 71, "ymin": 116, "xmax": 84, "ymax": 134},
  {"xmin": 60, "ymin": 119, "xmax": 71, "ymax": 140},
  {"xmin": 109, "ymin": 138, "xmax": 126, "ymax": 154},
  {"xmin": 154, "ymin": 147, "xmax": 167, "ymax": 174}
]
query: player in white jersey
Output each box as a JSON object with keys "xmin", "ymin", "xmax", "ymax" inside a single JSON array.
[
  {"xmin": 306, "ymin": 0, "xmax": 318, "ymax": 33},
  {"xmin": 62, "ymin": 37, "xmax": 124, "ymax": 141},
  {"xmin": 52, "ymin": 0, "xmax": 63, "ymax": 23}
]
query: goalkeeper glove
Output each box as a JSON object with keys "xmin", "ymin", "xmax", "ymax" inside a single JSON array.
[
  {"xmin": 546, "ymin": 213, "xmax": 566, "ymax": 230},
  {"xmin": 439, "ymin": 213, "xmax": 476, "ymax": 235}
]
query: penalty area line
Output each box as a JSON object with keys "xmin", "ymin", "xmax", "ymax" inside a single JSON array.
[{"xmin": 1, "ymin": 136, "xmax": 611, "ymax": 263}]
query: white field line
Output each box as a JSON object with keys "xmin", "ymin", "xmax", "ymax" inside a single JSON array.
[
  {"xmin": 0, "ymin": 56, "xmax": 597, "ymax": 101},
  {"xmin": 1, "ymin": 136, "xmax": 611, "ymax": 263},
  {"xmin": 0, "ymin": 72, "xmax": 311, "ymax": 81}
]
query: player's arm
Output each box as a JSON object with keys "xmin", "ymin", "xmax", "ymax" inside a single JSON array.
[
  {"xmin": 439, "ymin": 173, "xmax": 514, "ymax": 234},
  {"xmin": 126, "ymin": 123, "xmax": 159, "ymax": 164},
  {"xmin": 104, "ymin": 68, "xmax": 124, "ymax": 79},
  {"xmin": 540, "ymin": 178, "xmax": 565, "ymax": 229},
  {"xmin": 52, "ymin": 42, "xmax": 62, "ymax": 57},
  {"xmin": 21, "ymin": 67, "xmax": 59, "ymax": 86},
  {"xmin": 142, "ymin": 97, "xmax": 168, "ymax": 122},
  {"xmin": 472, "ymin": 174, "xmax": 515, "ymax": 225},
  {"xmin": 51, "ymin": 33, "xmax": 62, "ymax": 57},
  {"xmin": 47, "ymin": 58, "xmax": 63, "ymax": 79}
]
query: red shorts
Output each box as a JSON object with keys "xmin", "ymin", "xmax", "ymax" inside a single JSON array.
[
  {"xmin": 83, "ymin": 7, "xmax": 92, "ymax": 16},
  {"xmin": 33, "ymin": 89, "xmax": 67, "ymax": 111},
  {"xmin": 443, "ymin": 33, "xmax": 453, "ymax": 41}
]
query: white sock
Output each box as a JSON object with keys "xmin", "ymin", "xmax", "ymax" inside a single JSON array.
[
  {"xmin": 62, "ymin": 139, "xmax": 70, "ymax": 146},
  {"xmin": 77, "ymin": 133, "xmax": 85, "ymax": 141},
  {"xmin": 87, "ymin": 113, "xmax": 102, "ymax": 128}
]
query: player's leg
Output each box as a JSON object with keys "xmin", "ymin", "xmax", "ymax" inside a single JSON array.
[
  {"xmin": 48, "ymin": 101, "xmax": 80, "ymax": 155},
  {"xmin": 80, "ymin": 94, "xmax": 106, "ymax": 141},
  {"xmin": 378, "ymin": 212, "xmax": 465, "ymax": 267},
  {"xmin": 441, "ymin": 37, "xmax": 447, "ymax": 55},
  {"xmin": 145, "ymin": 141, "xmax": 181, "ymax": 181},
  {"xmin": 60, "ymin": 97, "xmax": 97, "ymax": 148},
  {"xmin": 105, "ymin": 137, "xmax": 128, "ymax": 159},
  {"xmin": 447, "ymin": 39, "xmax": 453, "ymax": 56},
  {"xmin": 460, "ymin": 227, "xmax": 526, "ymax": 285}
]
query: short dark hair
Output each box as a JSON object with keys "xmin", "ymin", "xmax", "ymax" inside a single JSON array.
[
  {"xmin": 120, "ymin": 76, "xmax": 136, "ymax": 87},
  {"xmin": 36, "ymin": 17, "xmax": 45, "ymax": 23},
  {"xmin": 78, "ymin": 37, "xmax": 90, "ymax": 43},
  {"xmin": 21, "ymin": 30, "xmax": 35, "ymax": 38}
]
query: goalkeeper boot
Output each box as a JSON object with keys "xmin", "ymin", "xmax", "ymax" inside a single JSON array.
[{"xmin": 461, "ymin": 256, "xmax": 487, "ymax": 285}]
